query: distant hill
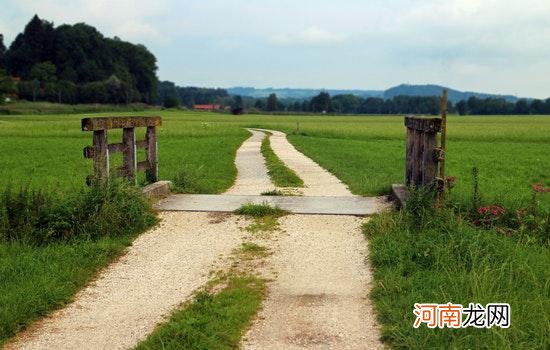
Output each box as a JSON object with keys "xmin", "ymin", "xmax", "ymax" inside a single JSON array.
[
  {"xmin": 227, "ymin": 84, "xmax": 520, "ymax": 102},
  {"xmin": 383, "ymin": 84, "xmax": 519, "ymax": 103},
  {"xmin": 227, "ymin": 87, "xmax": 383, "ymax": 100}
]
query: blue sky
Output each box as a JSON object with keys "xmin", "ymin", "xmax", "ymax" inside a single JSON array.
[{"xmin": 2, "ymin": 0, "xmax": 550, "ymax": 98}]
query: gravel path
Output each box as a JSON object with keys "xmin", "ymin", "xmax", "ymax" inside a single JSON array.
[
  {"xmin": 242, "ymin": 215, "xmax": 383, "ymax": 349},
  {"xmin": 225, "ymin": 129, "xmax": 275, "ymax": 195},
  {"xmin": 254, "ymin": 129, "xmax": 354, "ymax": 197},
  {"xmin": 7, "ymin": 127, "xmax": 384, "ymax": 350},
  {"xmin": 5, "ymin": 212, "xmax": 243, "ymax": 350}
]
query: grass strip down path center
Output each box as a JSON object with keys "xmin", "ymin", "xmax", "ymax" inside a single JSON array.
[{"xmin": 260, "ymin": 131, "xmax": 304, "ymax": 188}]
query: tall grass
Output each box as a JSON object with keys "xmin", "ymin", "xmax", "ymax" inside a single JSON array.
[
  {"xmin": 0, "ymin": 180, "xmax": 157, "ymax": 344},
  {"xmin": 0, "ymin": 180, "xmax": 157, "ymax": 245},
  {"xmin": 364, "ymin": 190, "xmax": 550, "ymax": 349}
]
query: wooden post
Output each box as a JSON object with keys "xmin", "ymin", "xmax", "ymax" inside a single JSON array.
[
  {"xmin": 422, "ymin": 129, "xmax": 437, "ymax": 184},
  {"xmin": 145, "ymin": 126, "xmax": 158, "ymax": 182},
  {"xmin": 405, "ymin": 127, "xmax": 415, "ymax": 185},
  {"xmin": 412, "ymin": 129, "xmax": 422, "ymax": 186},
  {"xmin": 92, "ymin": 130, "xmax": 109, "ymax": 180},
  {"xmin": 122, "ymin": 127, "xmax": 137, "ymax": 182},
  {"xmin": 404, "ymin": 117, "xmax": 441, "ymax": 188},
  {"xmin": 437, "ymin": 90, "xmax": 448, "ymax": 206}
]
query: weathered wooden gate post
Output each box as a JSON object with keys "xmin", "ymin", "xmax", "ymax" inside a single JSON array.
[
  {"xmin": 92, "ymin": 129, "xmax": 109, "ymax": 179},
  {"xmin": 82, "ymin": 116, "xmax": 161, "ymax": 184},
  {"xmin": 122, "ymin": 127, "xmax": 137, "ymax": 180},
  {"xmin": 404, "ymin": 116, "xmax": 442, "ymax": 187},
  {"xmin": 145, "ymin": 126, "xmax": 158, "ymax": 182},
  {"xmin": 392, "ymin": 115, "xmax": 442, "ymax": 208}
]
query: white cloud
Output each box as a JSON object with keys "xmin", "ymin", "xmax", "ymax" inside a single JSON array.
[
  {"xmin": 271, "ymin": 27, "xmax": 347, "ymax": 45},
  {"xmin": 2, "ymin": 0, "xmax": 550, "ymax": 97},
  {"xmin": 5, "ymin": 0, "xmax": 171, "ymax": 45}
]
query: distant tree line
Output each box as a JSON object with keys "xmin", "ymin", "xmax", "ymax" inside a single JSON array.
[
  {"xmin": 0, "ymin": 15, "xmax": 157, "ymax": 104},
  {"xmin": 156, "ymin": 81, "xmax": 230, "ymax": 108},
  {"xmin": 246, "ymin": 92, "xmax": 550, "ymax": 115},
  {"xmin": 454, "ymin": 96, "xmax": 550, "ymax": 115}
]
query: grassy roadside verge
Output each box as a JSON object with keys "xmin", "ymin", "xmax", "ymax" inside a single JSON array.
[
  {"xmin": 260, "ymin": 132, "xmax": 303, "ymax": 188},
  {"xmin": 363, "ymin": 210, "xmax": 550, "ymax": 349},
  {"xmin": 0, "ymin": 182, "xmax": 157, "ymax": 344},
  {"xmin": 0, "ymin": 236, "xmax": 136, "ymax": 343}
]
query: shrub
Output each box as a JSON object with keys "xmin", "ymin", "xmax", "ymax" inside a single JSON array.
[{"xmin": 0, "ymin": 180, "xmax": 157, "ymax": 245}]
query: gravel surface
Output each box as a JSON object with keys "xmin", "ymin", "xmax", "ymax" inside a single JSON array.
[
  {"xmin": 254, "ymin": 129, "xmax": 354, "ymax": 197},
  {"xmin": 225, "ymin": 129, "xmax": 275, "ymax": 195},
  {"xmin": 242, "ymin": 215, "xmax": 383, "ymax": 349},
  {"xmin": 5, "ymin": 212, "xmax": 243, "ymax": 350}
]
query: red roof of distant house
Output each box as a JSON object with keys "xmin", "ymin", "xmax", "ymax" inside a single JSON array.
[{"xmin": 193, "ymin": 104, "xmax": 220, "ymax": 110}]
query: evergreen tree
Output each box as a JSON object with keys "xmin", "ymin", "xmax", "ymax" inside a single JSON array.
[
  {"xmin": 5, "ymin": 15, "xmax": 158, "ymax": 103},
  {"xmin": 266, "ymin": 93, "xmax": 278, "ymax": 112},
  {"xmin": 0, "ymin": 34, "xmax": 6, "ymax": 69},
  {"xmin": 6, "ymin": 15, "xmax": 55, "ymax": 78},
  {"xmin": 232, "ymin": 95, "xmax": 243, "ymax": 109}
]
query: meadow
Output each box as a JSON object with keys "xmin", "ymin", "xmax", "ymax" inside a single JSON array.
[
  {"xmin": 0, "ymin": 110, "xmax": 549, "ymax": 347},
  {"xmin": 0, "ymin": 111, "xmax": 548, "ymax": 209}
]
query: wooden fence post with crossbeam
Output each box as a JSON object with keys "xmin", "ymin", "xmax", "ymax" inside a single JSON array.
[{"xmin": 82, "ymin": 116, "xmax": 162, "ymax": 184}]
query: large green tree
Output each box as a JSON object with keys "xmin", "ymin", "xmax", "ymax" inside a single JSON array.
[
  {"xmin": 5, "ymin": 15, "xmax": 158, "ymax": 104},
  {"xmin": 331, "ymin": 94, "xmax": 361, "ymax": 113},
  {"xmin": 6, "ymin": 15, "xmax": 55, "ymax": 78},
  {"xmin": 310, "ymin": 92, "xmax": 331, "ymax": 113},
  {"xmin": 29, "ymin": 61, "xmax": 56, "ymax": 85}
]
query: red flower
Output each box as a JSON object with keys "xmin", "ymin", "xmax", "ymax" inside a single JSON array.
[{"xmin": 531, "ymin": 182, "xmax": 550, "ymax": 193}]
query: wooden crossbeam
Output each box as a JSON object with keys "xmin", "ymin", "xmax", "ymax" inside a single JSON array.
[{"xmin": 81, "ymin": 116, "xmax": 161, "ymax": 131}]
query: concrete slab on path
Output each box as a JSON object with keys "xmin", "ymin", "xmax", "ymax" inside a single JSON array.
[{"xmin": 155, "ymin": 194, "xmax": 388, "ymax": 216}]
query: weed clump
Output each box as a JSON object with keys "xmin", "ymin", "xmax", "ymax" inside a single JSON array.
[
  {"xmin": 260, "ymin": 189, "xmax": 285, "ymax": 196},
  {"xmin": 235, "ymin": 202, "xmax": 287, "ymax": 233},
  {"xmin": 234, "ymin": 202, "xmax": 286, "ymax": 218}
]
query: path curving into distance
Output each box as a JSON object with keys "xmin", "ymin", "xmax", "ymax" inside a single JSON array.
[
  {"xmin": 224, "ymin": 129, "xmax": 275, "ymax": 195},
  {"xmin": 253, "ymin": 129, "xmax": 355, "ymax": 197}
]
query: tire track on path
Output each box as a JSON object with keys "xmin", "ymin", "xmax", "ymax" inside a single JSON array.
[{"xmin": 225, "ymin": 129, "xmax": 275, "ymax": 195}]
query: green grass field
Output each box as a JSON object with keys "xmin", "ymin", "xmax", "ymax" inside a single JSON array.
[
  {"xmin": 0, "ymin": 236, "xmax": 136, "ymax": 342},
  {"xmin": 1, "ymin": 112, "xmax": 548, "ymax": 208},
  {"xmin": 1, "ymin": 110, "xmax": 549, "ymax": 348}
]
